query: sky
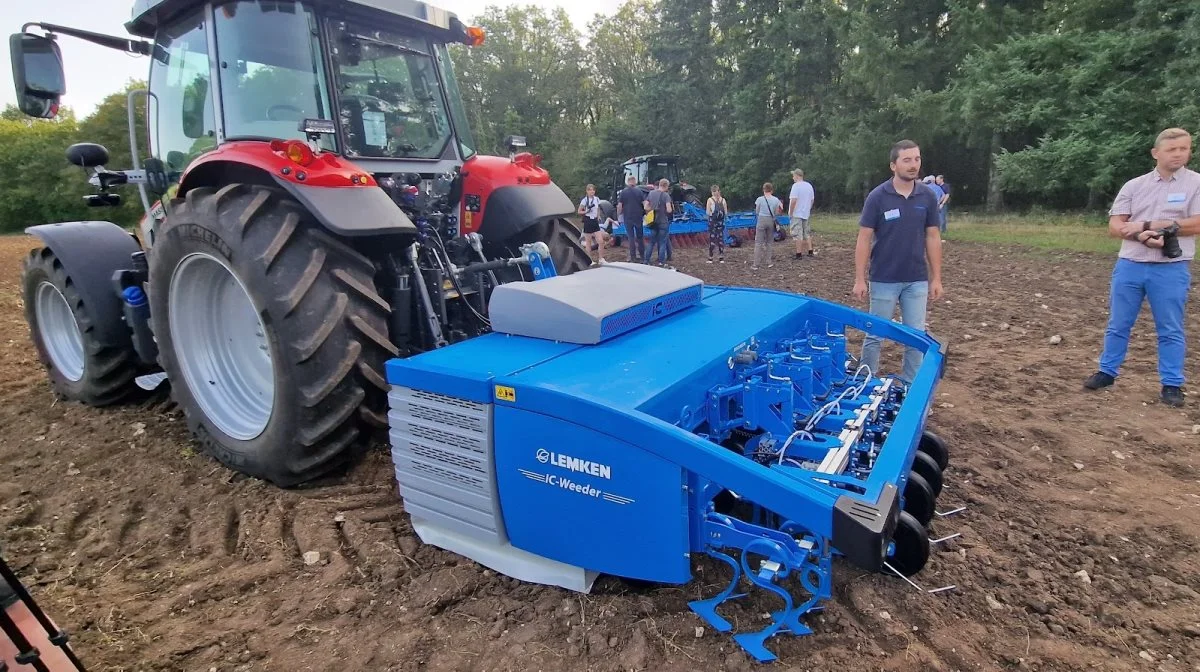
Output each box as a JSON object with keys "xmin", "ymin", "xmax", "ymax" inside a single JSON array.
[{"xmin": 1, "ymin": 0, "xmax": 623, "ymax": 118}]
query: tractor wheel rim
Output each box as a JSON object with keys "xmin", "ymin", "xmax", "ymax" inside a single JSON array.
[
  {"xmin": 169, "ymin": 253, "xmax": 274, "ymax": 441},
  {"xmin": 35, "ymin": 282, "xmax": 85, "ymax": 382}
]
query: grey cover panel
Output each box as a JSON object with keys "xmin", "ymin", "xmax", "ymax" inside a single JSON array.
[
  {"xmin": 388, "ymin": 386, "xmax": 505, "ymax": 544},
  {"xmin": 487, "ymin": 262, "xmax": 704, "ymax": 344}
]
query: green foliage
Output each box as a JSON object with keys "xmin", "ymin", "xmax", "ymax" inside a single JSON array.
[{"xmin": 0, "ymin": 81, "xmax": 148, "ymax": 233}]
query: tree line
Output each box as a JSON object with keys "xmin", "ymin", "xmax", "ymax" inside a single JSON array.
[
  {"xmin": 451, "ymin": 0, "xmax": 1200, "ymax": 213},
  {"xmin": 0, "ymin": 81, "xmax": 148, "ymax": 233},
  {"xmin": 1, "ymin": 0, "xmax": 1196, "ymax": 233}
]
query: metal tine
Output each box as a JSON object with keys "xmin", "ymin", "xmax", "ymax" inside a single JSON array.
[
  {"xmin": 883, "ymin": 562, "xmax": 957, "ymax": 594},
  {"xmin": 931, "ymin": 533, "xmax": 961, "ymax": 545},
  {"xmin": 935, "ymin": 505, "xmax": 966, "ymax": 518}
]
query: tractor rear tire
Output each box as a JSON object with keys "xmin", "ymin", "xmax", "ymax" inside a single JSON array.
[
  {"xmin": 492, "ymin": 217, "xmax": 591, "ymax": 277},
  {"xmin": 21, "ymin": 247, "xmax": 138, "ymax": 406},
  {"xmin": 148, "ymin": 184, "xmax": 397, "ymax": 487}
]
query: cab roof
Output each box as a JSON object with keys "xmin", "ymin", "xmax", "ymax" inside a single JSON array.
[
  {"xmin": 127, "ymin": 0, "xmax": 465, "ymax": 39},
  {"xmin": 622, "ymin": 154, "xmax": 680, "ymax": 166}
]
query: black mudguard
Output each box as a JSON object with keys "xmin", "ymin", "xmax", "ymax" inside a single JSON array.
[
  {"xmin": 25, "ymin": 221, "xmax": 140, "ymax": 348},
  {"xmin": 271, "ymin": 176, "xmax": 417, "ymax": 237},
  {"xmin": 478, "ymin": 183, "xmax": 575, "ymax": 243}
]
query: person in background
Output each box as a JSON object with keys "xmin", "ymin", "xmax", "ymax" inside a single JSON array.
[
  {"xmin": 1083, "ymin": 127, "xmax": 1200, "ymax": 407},
  {"xmin": 616, "ymin": 173, "xmax": 647, "ymax": 263},
  {"xmin": 644, "ymin": 178, "xmax": 674, "ymax": 268},
  {"xmin": 707, "ymin": 185, "xmax": 728, "ymax": 263},
  {"xmin": 752, "ymin": 182, "xmax": 784, "ymax": 270},
  {"xmin": 577, "ymin": 184, "xmax": 606, "ymax": 265},
  {"xmin": 922, "ymin": 176, "xmax": 946, "ymax": 239},
  {"xmin": 854, "ymin": 140, "xmax": 944, "ymax": 384},
  {"xmin": 788, "ymin": 169, "xmax": 816, "ymax": 259},
  {"xmin": 934, "ymin": 174, "xmax": 950, "ymax": 233}
]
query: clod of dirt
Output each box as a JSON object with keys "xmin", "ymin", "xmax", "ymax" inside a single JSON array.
[
  {"xmin": 1112, "ymin": 451, "xmax": 1127, "ymax": 460},
  {"xmin": 397, "ymin": 536, "xmax": 419, "ymax": 557},
  {"xmin": 878, "ymin": 610, "xmax": 891, "ymax": 621},
  {"xmin": 302, "ymin": 551, "xmax": 321, "ymax": 566},
  {"xmin": 1035, "ymin": 293, "xmax": 1044, "ymax": 298},
  {"xmin": 963, "ymin": 334, "xmax": 973, "ymax": 341},
  {"xmin": 132, "ymin": 422, "xmax": 146, "ymax": 436},
  {"xmin": 1025, "ymin": 568, "xmax": 1045, "ymax": 582},
  {"xmin": 999, "ymin": 322, "xmax": 1011, "ymax": 330},
  {"xmin": 1149, "ymin": 575, "xmax": 1200, "ymax": 601},
  {"xmin": 1182, "ymin": 624, "xmax": 1200, "ymax": 638},
  {"xmin": 1025, "ymin": 597, "xmax": 1050, "ymax": 615},
  {"xmin": 1074, "ymin": 570, "xmax": 1092, "ymax": 585},
  {"xmin": 1191, "ymin": 424, "xmax": 1200, "ymax": 435},
  {"xmin": 1139, "ymin": 650, "xmax": 1154, "ymax": 662},
  {"xmin": 66, "ymin": 462, "xmax": 80, "ymax": 476},
  {"xmin": 1049, "ymin": 335, "xmax": 1063, "ymax": 345},
  {"xmin": 986, "ymin": 595, "xmax": 1005, "ymax": 610},
  {"xmin": 617, "ymin": 629, "xmax": 648, "ymax": 670},
  {"xmin": 1073, "ymin": 462, "xmax": 1085, "ymax": 470},
  {"xmin": 695, "ymin": 626, "xmax": 705, "ymax": 638}
]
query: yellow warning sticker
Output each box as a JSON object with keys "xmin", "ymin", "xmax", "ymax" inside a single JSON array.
[{"xmin": 495, "ymin": 385, "xmax": 516, "ymax": 403}]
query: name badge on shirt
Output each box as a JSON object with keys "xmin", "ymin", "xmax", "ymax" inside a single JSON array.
[
  {"xmin": 1167, "ymin": 192, "xmax": 1186, "ymax": 203},
  {"xmin": 883, "ymin": 209, "xmax": 901, "ymax": 221}
]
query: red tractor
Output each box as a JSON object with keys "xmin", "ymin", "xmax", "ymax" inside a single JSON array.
[{"xmin": 9, "ymin": 0, "xmax": 591, "ymax": 487}]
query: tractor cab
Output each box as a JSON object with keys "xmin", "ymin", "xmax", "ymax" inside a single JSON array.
[
  {"xmin": 145, "ymin": 0, "xmax": 482, "ymax": 178},
  {"xmin": 610, "ymin": 154, "xmax": 700, "ymax": 206}
]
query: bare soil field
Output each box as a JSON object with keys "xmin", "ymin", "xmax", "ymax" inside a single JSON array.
[{"xmin": 2, "ymin": 230, "xmax": 1199, "ymax": 672}]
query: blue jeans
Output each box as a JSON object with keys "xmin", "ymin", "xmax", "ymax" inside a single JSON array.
[
  {"xmin": 938, "ymin": 206, "xmax": 947, "ymax": 233},
  {"xmin": 1099, "ymin": 258, "xmax": 1190, "ymax": 386},
  {"xmin": 646, "ymin": 225, "xmax": 669, "ymax": 264},
  {"xmin": 861, "ymin": 281, "xmax": 929, "ymax": 384},
  {"xmin": 625, "ymin": 220, "xmax": 645, "ymax": 261}
]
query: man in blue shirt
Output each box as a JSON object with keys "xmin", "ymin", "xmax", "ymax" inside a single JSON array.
[{"xmin": 854, "ymin": 140, "xmax": 944, "ymax": 384}]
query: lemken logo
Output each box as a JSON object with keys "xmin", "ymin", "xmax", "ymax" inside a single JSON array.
[{"xmin": 536, "ymin": 449, "xmax": 612, "ymax": 480}]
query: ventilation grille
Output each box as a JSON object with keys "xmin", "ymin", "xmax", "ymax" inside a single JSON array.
[
  {"xmin": 599, "ymin": 284, "xmax": 703, "ymax": 339},
  {"xmin": 388, "ymin": 385, "xmax": 502, "ymax": 543},
  {"xmin": 395, "ymin": 388, "xmax": 488, "ymax": 434}
]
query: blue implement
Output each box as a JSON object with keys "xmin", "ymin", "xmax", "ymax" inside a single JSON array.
[{"xmin": 384, "ymin": 263, "xmax": 948, "ymax": 662}]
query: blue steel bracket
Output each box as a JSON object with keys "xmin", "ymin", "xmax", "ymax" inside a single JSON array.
[
  {"xmin": 521, "ymin": 244, "xmax": 557, "ymax": 279},
  {"xmin": 689, "ymin": 513, "xmax": 833, "ymax": 663}
]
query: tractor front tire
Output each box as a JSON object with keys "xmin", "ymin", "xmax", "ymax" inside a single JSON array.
[
  {"xmin": 21, "ymin": 247, "xmax": 138, "ymax": 405},
  {"xmin": 148, "ymin": 184, "xmax": 397, "ymax": 487}
]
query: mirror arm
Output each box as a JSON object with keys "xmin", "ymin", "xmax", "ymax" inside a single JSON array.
[{"xmin": 22, "ymin": 22, "xmax": 152, "ymax": 56}]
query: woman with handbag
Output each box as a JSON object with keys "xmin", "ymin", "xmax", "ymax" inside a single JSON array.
[
  {"xmin": 707, "ymin": 185, "xmax": 728, "ymax": 263},
  {"xmin": 753, "ymin": 182, "xmax": 784, "ymax": 269}
]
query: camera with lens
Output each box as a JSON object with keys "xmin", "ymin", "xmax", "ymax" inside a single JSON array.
[{"xmin": 1147, "ymin": 221, "xmax": 1183, "ymax": 259}]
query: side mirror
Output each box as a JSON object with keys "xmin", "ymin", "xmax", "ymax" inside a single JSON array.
[{"xmin": 9, "ymin": 33, "xmax": 65, "ymax": 119}]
